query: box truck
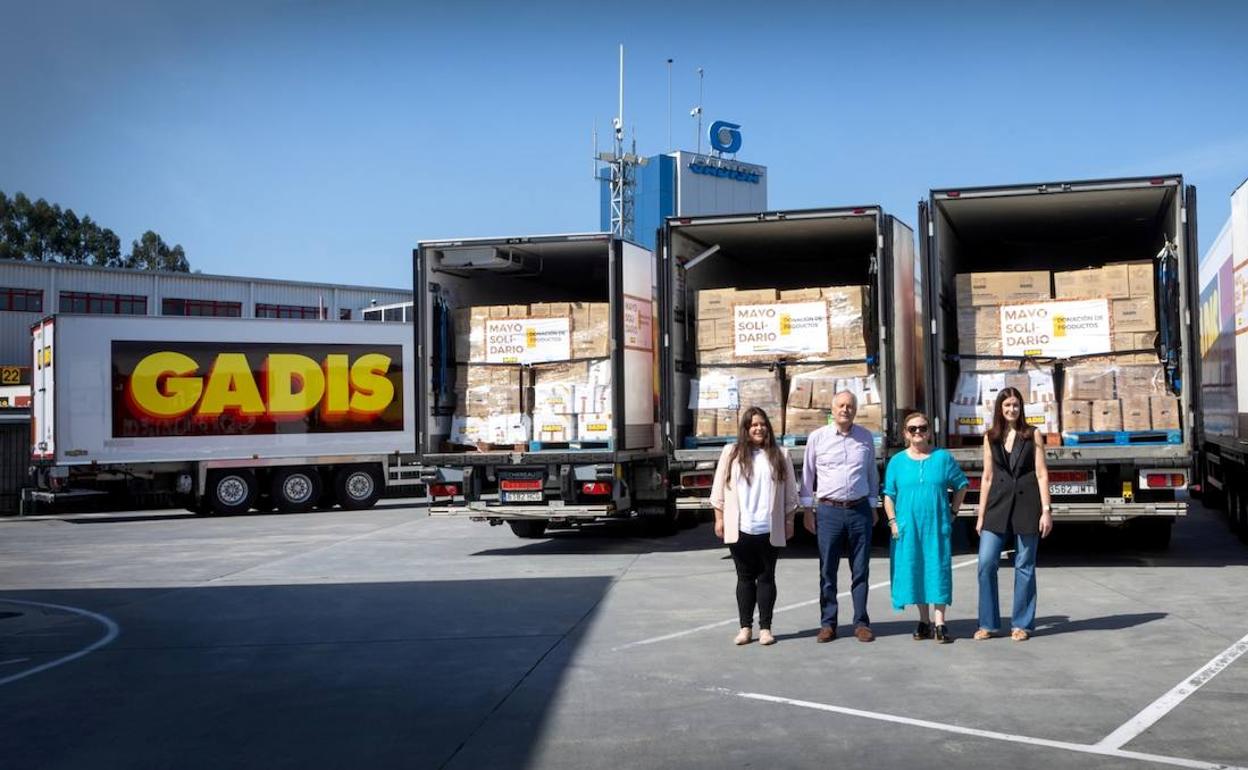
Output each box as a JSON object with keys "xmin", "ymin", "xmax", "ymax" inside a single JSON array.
[
  {"xmin": 1195, "ymin": 177, "xmax": 1248, "ymax": 542},
  {"xmin": 28, "ymin": 315, "xmax": 422, "ymax": 513},
  {"xmin": 920, "ymin": 175, "xmax": 1200, "ymax": 548},
  {"xmin": 660, "ymin": 207, "xmax": 924, "ymax": 513},
  {"xmin": 414, "ymin": 233, "xmax": 670, "ymax": 537}
]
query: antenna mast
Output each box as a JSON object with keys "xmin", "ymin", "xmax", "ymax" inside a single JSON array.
[{"xmin": 594, "ymin": 44, "xmax": 647, "ymax": 242}]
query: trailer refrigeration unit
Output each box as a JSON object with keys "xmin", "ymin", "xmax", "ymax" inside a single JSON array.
[
  {"xmin": 1196, "ymin": 178, "xmax": 1248, "ymax": 542},
  {"xmin": 920, "ymin": 176, "xmax": 1200, "ymax": 548},
  {"xmin": 415, "ymin": 233, "xmax": 668, "ymax": 538},
  {"xmin": 660, "ymin": 207, "xmax": 924, "ymax": 514},
  {"xmin": 29, "ymin": 315, "xmax": 422, "ymax": 514}
]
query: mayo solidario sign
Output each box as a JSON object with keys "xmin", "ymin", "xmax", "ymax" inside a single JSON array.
[{"xmin": 111, "ymin": 341, "xmax": 404, "ymax": 437}]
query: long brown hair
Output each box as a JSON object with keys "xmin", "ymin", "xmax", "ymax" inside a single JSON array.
[
  {"xmin": 727, "ymin": 407, "xmax": 788, "ymax": 486},
  {"xmin": 985, "ymin": 387, "xmax": 1035, "ymax": 443}
]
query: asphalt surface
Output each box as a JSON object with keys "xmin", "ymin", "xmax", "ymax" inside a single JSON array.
[{"xmin": 1, "ymin": 500, "xmax": 1246, "ymax": 770}]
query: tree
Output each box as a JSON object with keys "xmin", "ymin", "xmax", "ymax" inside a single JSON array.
[
  {"xmin": 0, "ymin": 189, "xmax": 186, "ymax": 271},
  {"xmin": 126, "ymin": 230, "xmax": 189, "ymax": 272}
]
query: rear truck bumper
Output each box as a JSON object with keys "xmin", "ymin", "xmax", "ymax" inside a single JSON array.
[
  {"xmin": 429, "ymin": 501, "xmax": 617, "ymax": 520},
  {"xmin": 957, "ymin": 501, "xmax": 1186, "ymax": 521}
]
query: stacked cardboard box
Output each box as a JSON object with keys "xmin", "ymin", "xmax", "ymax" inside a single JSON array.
[
  {"xmin": 954, "ymin": 270, "xmax": 1052, "ymax": 372},
  {"xmin": 448, "ymin": 301, "xmax": 613, "ymax": 448},
  {"xmin": 693, "ymin": 285, "xmax": 871, "ymax": 438},
  {"xmin": 528, "ymin": 359, "xmax": 614, "ymax": 443},
  {"xmin": 948, "ymin": 365, "xmax": 1059, "ymax": 438},
  {"xmin": 1060, "ymin": 362, "xmax": 1170, "ymax": 433}
]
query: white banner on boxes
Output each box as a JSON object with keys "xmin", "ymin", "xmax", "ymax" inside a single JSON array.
[
  {"xmin": 688, "ymin": 373, "xmax": 738, "ymax": 410},
  {"xmin": 733, "ymin": 302, "xmax": 829, "ymax": 357},
  {"xmin": 485, "ymin": 318, "xmax": 571, "ymax": 364},
  {"xmin": 1000, "ymin": 299, "xmax": 1111, "ymax": 358}
]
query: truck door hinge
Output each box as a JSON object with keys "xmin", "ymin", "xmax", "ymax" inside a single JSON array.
[
  {"xmin": 931, "ymin": 319, "xmax": 937, "ymax": 335},
  {"xmin": 1181, "ymin": 207, "xmax": 1187, "ymax": 224},
  {"xmin": 877, "ymin": 234, "xmax": 884, "ymax": 249},
  {"xmin": 927, "ymin": 221, "xmax": 934, "ymax": 237}
]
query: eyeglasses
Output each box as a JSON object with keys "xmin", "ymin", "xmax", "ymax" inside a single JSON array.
[{"xmin": 906, "ymin": 425, "xmax": 930, "ymax": 434}]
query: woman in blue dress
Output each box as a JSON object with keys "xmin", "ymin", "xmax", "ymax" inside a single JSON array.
[{"xmin": 883, "ymin": 411, "xmax": 969, "ymax": 643}]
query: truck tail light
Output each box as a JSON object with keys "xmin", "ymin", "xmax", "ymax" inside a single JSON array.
[
  {"xmin": 966, "ymin": 475, "xmax": 981, "ymax": 490},
  {"xmin": 680, "ymin": 472, "xmax": 714, "ymax": 489},
  {"xmin": 1143, "ymin": 473, "xmax": 1186, "ymax": 489},
  {"xmin": 430, "ymin": 483, "xmax": 459, "ymax": 498},
  {"xmin": 500, "ymin": 479, "xmax": 542, "ymax": 491},
  {"xmin": 581, "ymin": 482, "xmax": 612, "ymax": 496}
]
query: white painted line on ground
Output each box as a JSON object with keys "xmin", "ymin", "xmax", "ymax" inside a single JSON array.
[
  {"xmin": 0, "ymin": 658, "xmax": 31, "ymax": 666},
  {"xmin": 0, "ymin": 598, "xmax": 120, "ymax": 687},
  {"xmin": 613, "ymin": 556, "xmax": 979, "ymax": 652},
  {"xmin": 717, "ymin": 689, "xmax": 1246, "ymax": 770},
  {"xmin": 1096, "ymin": 631, "xmax": 1248, "ymax": 750}
]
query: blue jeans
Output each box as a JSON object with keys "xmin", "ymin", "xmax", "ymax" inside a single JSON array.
[
  {"xmin": 816, "ymin": 500, "xmax": 873, "ymax": 629},
  {"xmin": 977, "ymin": 529, "xmax": 1039, "ymax": 633}
]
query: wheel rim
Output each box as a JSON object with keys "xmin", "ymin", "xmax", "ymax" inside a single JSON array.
[
  {"xmin": 282, "ymin": 474, "xmax": 315, "ymax": 504},
  {"xmin": 217, "ymin": 475, "xmax": 249, "ymax": 506},
  {"xmin": 344, "ymin": 471, "xmax": 375, "ymax": 501}
]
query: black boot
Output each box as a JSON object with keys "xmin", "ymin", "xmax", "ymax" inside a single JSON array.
[{"xmin": 912, "ymin": 621, "xmax": 932, "ymax": 640}]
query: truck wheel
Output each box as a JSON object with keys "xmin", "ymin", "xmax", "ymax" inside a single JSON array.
[
  {"xmin": 272, "ymin": 467, "xmax": 322, "ymax": 513},
  {"xmin": 207, "ymin": 470, "xmax": 258, "ymax": 516},
  {"xmin": 508, "ymin": 520, "xmax": 548, "ymax": 538},
  {"xmin": 334, "ymin": 466, "xmax": 382, "ymax": 510}
]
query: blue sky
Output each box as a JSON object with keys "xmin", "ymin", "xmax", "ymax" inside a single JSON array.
[{"xmin": 2, "ymin": 1, "xmax": 1246, "ymax": 289}]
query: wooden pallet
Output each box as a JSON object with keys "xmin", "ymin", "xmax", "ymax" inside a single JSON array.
[
  {"xmin": 1061, "ymin": 429, "xmax": 1182, "ymax": 446},
  {"xmin": 527, "ymin": 439, "xmax": 614, "ymax": 452}
]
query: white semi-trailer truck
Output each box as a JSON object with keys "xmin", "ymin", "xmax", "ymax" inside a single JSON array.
[{"xmin": 28, "ymin": 315, "xmax": 421, "ymax": 514}]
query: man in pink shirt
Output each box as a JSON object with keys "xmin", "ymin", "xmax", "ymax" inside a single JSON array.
[{"xmin": 801, "ymin": 390, "xmax": 879, "ymax": 643}]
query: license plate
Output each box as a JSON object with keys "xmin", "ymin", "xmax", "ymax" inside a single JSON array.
[
  {"xmin": 503, "ymin": 491, "xmax": 544, "ymax": 503},
  {"xmin": 1049, "ymin": 482, "xmax": 1096, "ymax": 495}
]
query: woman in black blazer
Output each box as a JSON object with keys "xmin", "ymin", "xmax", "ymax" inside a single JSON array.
[{"xmin": 974, "ymin": 387, "xmax": 1053, "ymax": 641}]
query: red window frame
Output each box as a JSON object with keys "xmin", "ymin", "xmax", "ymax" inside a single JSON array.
[
  {"xmin": 0, "ymin": 287, "xmax": 43, "ymax": 312},
  {"xmin": 59, "ymin": 291, "xmax": 147, "ymax": 315}
]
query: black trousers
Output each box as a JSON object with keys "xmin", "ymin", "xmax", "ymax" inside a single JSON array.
[{"xmin": 729, "ymin": 531, "xmax": 779, "ymax": 629}]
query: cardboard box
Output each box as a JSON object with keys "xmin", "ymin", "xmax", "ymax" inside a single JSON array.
[
  {"xmin": 698, "ymin": 346, "xmax": 735, "ymax": 365},
  {"xmin": 1112, "ymin": 297, "xmax": 1157, "ymax": 333},
  {"xmin": 1061, "ymin": 400, "xmax": 1093, "ymax": 433},
  {"xmin": 572, "ymin": 302, "xmax": 611, "ymax": 358},
  {"xmin": 697, "ymin": 288, "xmax": 737, "ymax": 320},
  {"xmin": 737, "ymin": 372, "xmax": 783, "ymax": 411},
  {"xmin": 577, "ymin": 413, "xmax": 613, "ymax": 442},
  {"xmin": 695, "ymin": 409, "xmax": 718, "ymax": 437},
  {"xmin": 955, "ymin": 271, "xmax": 1051, "ymax": 307},
  {"xmin": 1112, "ymin": 332, "xmax": 1158, "ymax": 362},
  {"xmin": 532, "ymin": 413, "xmax": 576, "ymax": 442},
  {"xmin": 787, "ymin": 375, "xmax": 813, "ymax": 409},
  {"xmin": 811, "ymin": 376, "xmax": 841, "ymax": 410},
  {"xmin": 1023, "ymin": 402, "xmax": 1060, "ymax": 435},
  {"xmin": 957, "ymin": 305, "xmax": 1002, "ymax": 339},
  {"xmin": 948, "ymin": 402, "xmax": 992, "ymax": 436},
  {"xmin": 856, "ymin": 403, "xmax": 882, "ymax": 433},
  {"xmin": 572, "ymin": 383, "xmax": 610, "ymax": 414},
  {"xmin": 507, "ymin": 304, "xmax": 529, "ymax": 318},
  {"xmin": 783, "ymin": 407, "xmax": 830, "ymax": 436},
  {"xmin": 696, "ymin": 317, "xmax": 719, "ymax": 350},
  {"xmin": 1053, "ymin": 266, "xmax": 1127, "ymax": 300},
  {"xmin": 1116, "ymin": 365, "xmax": 1165, "ymax": 397},
  {"xmin": 533, "ymin": 361, "xmax": 589, "ymax": 383},
  {"xmin": 1126, "ymin": 261, "xmax": 1154, "ymax": 301},
  {"xmin": 532, "ymin": 382, "xmax": 575, "ymax": 414},
  {"xmin": 732, "ymin": 288, "xmax": 779, "ymax": 306},
  {"xmin": 716, "ymin": 409, "xmax": 739, "ymax": 437},
  {"xmin": 1091, "ymin": 399, "xmax": 1123, "ymax": 432},
  {"xmin": 1063, "ymin": 366, "xmax": 1116, "ymax": 402},
  {"xmin": 488, "ymin": 305, "xmax": 510, "ymax": 319},
  {"xmin": 779, "ymin": 287, "xmax": 822, "ymax": 302},
  {"xmin": 1150, "ymin": 396, "xmax": 1181, "ymax": 430},
  {"xmin": 958, "ymin": 337, "xmax": 1004, "ymax": 358},
  {"xmin": 1121, "ymin": 395, "xmax": 1152, "ymax": 431}
]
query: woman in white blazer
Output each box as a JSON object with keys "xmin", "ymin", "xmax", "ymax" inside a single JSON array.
[{"xmin": 711, "ymin": 406, "xmax": 800, "ymax": 646}]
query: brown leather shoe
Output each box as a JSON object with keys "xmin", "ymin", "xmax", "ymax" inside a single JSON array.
[
  {"xmin": 854, "ymin": 625, "xmax": 875, "ymax": 643},
  {"xmin": 815, "ymin": 626, "xmax": 837, "ymax": 643}
]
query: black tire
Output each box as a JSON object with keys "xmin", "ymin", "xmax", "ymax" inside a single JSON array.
[
  {"xmin": 508, "ymin": 520, "xmax": 548, "ymax": 538},
  {"xmin": 271, "ymin": 467, "xmax": 322, "ymax": 514},
  {"xmin": 334, "ymin": 465, "xmax": 382, "ymax": 510},
  {"xmin": 206, "ymin": 470, "xmax": 258, "ymax": 516}
]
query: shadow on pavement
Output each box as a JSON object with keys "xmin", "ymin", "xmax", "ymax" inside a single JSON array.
[{"xmin": 0, "ymin": 576, "xmax": 610, "ymax": 770}]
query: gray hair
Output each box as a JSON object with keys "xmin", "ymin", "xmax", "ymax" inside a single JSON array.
[{"xmin": 833, "ymin": 389, "xmax": 858, "ymax": 408}]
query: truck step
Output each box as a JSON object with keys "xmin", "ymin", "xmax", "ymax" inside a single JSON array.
[
  {"xmin": 527, "ymin": 439, "xmax": 615, "ymax": 452},
  {"xmin": 1061, "ymin": 430, "xmax": 1182, "ymax": 446}
]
